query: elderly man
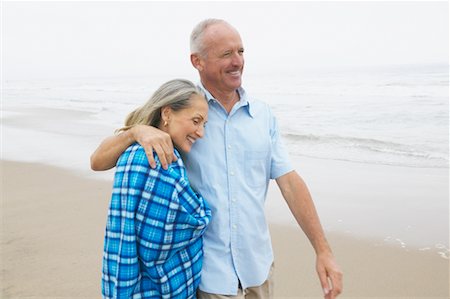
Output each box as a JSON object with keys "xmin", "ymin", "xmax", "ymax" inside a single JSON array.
[{"xmin": 91, "ymin": 19, "xmax": 342, "ymax": 299}]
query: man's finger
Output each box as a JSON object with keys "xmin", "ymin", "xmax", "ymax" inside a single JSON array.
[
  {"xmin": 317, "ymin": 269, "xmax": 331, "ymax": 297},
  {"xmin": 162, "ymin": 138, "xmax": 175, "ymax": 164},
  {"xmin": 153, "ymin": 144, "xmax": 168, "ymax": 170},
  {"xmin": 325, "ymin": 277, "xmax": 334, "ymax": 299},
  {"xmin": 145, "ymin": 146, "xmax": 156, "ymax": 169},
  {"xmin": 163, "ymin": 145, "xmax": 174, "ymax": 165},
  {"xmin": 330, "ymin": 271, "xmax": 343, "ymax": 297}
]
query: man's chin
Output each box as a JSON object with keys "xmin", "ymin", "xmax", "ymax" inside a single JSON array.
[{"xmin": 228, "ymin": 79, "xmax": 242, "ymax": 90}]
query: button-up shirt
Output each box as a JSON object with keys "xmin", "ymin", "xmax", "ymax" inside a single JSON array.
[{"xmin": 182, "ymin": 84, "xmax": 293, "ymax": 295}]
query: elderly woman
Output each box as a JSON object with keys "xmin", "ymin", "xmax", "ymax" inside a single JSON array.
[{"xmin": 101, "ymin": 79, "xmax": 211, "ymax": 299}]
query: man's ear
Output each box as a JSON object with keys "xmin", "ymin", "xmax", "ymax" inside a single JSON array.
[{"xmin": 191, "ymin": 53, "xmax": 203, "ymax": 71}]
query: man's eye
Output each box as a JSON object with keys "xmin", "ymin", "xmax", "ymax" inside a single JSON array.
[{"xmin": 193, "ymin": 119, "xmax": 200, "ymax": 125}]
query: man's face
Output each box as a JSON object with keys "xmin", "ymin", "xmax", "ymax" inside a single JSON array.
[{"xmin": 197, "ymin": 23, "xmax": 244, "ymax": 94}]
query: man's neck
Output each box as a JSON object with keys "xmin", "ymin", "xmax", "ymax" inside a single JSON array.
[{"xmin": 202, "ymin": 83, "xmax": 240, "ymax": 114}]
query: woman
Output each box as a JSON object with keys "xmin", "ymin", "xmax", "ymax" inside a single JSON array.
[{"xmin": 101, "ymin": 79, "xmax": 211, "ymax": 299}]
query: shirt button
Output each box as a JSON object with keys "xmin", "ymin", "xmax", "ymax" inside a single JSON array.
[
  {"xmin": 228, "ymin": 144, "xmax": 232, "ymax": 149},
  {"xmin": 232, "ymin": 198, "xmax": 236, "ymax": 202},
  {"xmin": 232, "ymin": 225, "xmax": 237, "ymax": 230},
  {"xmin": 230, "ymin": 171, "xmax": 235, "ymax": 176}
]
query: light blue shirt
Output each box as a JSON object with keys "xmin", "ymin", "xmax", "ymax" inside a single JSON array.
[{"xmin": 182, "ymin": 84, "xmax": 293, "ymax": 295}]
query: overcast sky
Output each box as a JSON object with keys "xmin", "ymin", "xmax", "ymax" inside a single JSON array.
[{"xmin": 2, "ymin": 1, "xmax": 449, "ymax": 80}]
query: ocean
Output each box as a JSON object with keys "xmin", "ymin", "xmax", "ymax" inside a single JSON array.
[{"xmin": 3, "ymin": 64, "xmax": 448, "ymax": 169}]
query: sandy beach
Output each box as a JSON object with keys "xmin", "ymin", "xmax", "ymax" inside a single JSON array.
[
  {"xmin": 3, "ymin": 0, "xmax": 450, "ymax": 295},
  {"xmin": 1, "ymin": 159, "xmax": 448, "ymax": 298},
  {"xmin": 3, "ymin": 1, "xmax": 449, "ymax": 297}
]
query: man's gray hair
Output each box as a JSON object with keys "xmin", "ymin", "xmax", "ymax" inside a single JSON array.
[{"xmin": 190, "ymin": 18, "xmax": 229, "ymax": 57}]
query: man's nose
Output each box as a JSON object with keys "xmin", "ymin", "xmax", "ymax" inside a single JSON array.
[{"xmin": 231, "ymin": 52, "xmax": 243, "ymax": 66}]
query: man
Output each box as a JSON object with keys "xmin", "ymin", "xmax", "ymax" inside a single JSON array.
[{"xmin": 91, "ymin": 19, "xmax": 342, "ymax": 299}]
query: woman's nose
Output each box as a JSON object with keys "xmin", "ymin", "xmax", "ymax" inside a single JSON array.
[{"xmin": 196, "ymin": 125, "xmax": 205, "ymax": 138}]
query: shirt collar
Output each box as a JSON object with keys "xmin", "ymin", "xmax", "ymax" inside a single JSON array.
[{"xmin": 197, "ymin": 82, "xmax": 254, "ymax": 118}]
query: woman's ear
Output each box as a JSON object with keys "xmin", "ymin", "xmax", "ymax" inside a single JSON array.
[{"xmin": 161, "ymin": 106, "xmax": 171, "ymax": 126}]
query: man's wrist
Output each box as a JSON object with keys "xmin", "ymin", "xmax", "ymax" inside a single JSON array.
[
  {"xmin": 124, "ymin": 126, "xmax": 137, "ymax": 145},
  {"xmin": 313, "ymin": 238, "xmax": 333, "ymax": 256}
]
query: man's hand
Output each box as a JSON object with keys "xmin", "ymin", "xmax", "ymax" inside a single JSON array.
[
  {"xmin": 131, "ymin": 125, "xmax": 177, "ymax": 169},
  {"xmin": 316, "ymin": 252, "xmax": 343, "ymax": 299},
  {"xmin": 90, "ymin": 124, "xmax": 176, "ymax": 171}
]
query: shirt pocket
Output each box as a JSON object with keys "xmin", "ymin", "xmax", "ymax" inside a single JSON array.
[{"xmin": 244, "ymin": 150, "xmax": 269, "ymax": 188}]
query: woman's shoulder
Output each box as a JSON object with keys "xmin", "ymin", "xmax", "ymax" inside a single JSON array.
[{"xmin": 116, "ymin": 143, "xmax": 147, "ymax": 167}]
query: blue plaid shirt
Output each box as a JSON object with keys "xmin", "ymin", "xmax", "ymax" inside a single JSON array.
[{"xmin": 102, "ymin": 143, "xmax": 211, "ymax": 299}]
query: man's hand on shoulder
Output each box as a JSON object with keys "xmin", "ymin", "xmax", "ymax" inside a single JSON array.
[{"xmin": 132, "ymin": 125, "xmax": 177, "ymax": 170}]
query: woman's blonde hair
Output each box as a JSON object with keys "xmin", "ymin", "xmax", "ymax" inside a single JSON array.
[{"xmin": 117, "ymin": 79, "xmax": 205, "ymax": 133}]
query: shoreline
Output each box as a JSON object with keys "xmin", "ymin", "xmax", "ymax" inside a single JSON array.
[{"xmin": 1, "ymin": 160, "xmax": 449, "ymax": 298}]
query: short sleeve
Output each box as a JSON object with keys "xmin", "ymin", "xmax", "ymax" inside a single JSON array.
[{"xmin": 269, "ymin": 108, "xmax": 294, "ymax": 179}]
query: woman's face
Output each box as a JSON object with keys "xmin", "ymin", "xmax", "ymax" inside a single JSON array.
[{"xmin": 163, "ymin": 94, "xmax": 208, "ymax": 153}]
